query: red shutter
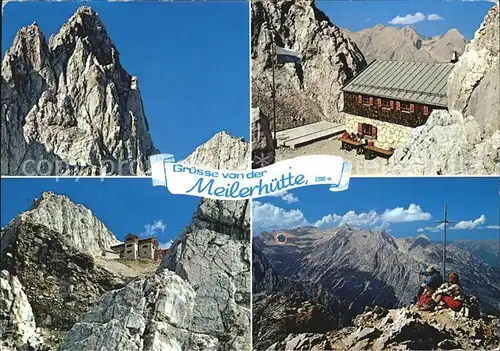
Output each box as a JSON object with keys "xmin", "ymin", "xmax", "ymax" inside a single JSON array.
[
  {"xmin": 396, "ymin": 102, "xmax": 400, "ymax": 111},
  {"xmin": 372, "ymin": 126, "xmax": 377, "ymax": 139},
  {"xmin": 377, "ymin": 98, "xmax": 381, "ymax": 107},
  {"xmin": 424, "ymin": 106, "xmax": 429, "ymax": 116},
  {"xmin": 390, "ymin": 100, "xmax": 394, "ymax": 109},
  {"xmin": 410, "ymin": 104, "xmax": 414, "ymax": 112},
  {"xmin": 358, "ymin": 123, "xmax": 363, "ymax": 133},
  {"xmin": 369, "ymin": 97, "xmax": 373, "ymax": 105},
  {"xmin": 357, "ymin": 95, "xmax": 362, "ymax": 104}
]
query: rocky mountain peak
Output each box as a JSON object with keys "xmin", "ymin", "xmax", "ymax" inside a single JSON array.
[
  {"xmin": 401, "ymin": 25, "xmax": 420, "ymax": 36},
  {"xmin": 444, "ymin": 28, "xmax": 465, "ymax": 38},
  {"xmin": 1, "ymin": 6, "xmax": 158, "ymax": 176},
  {"xmin": 48, "ymin": 6, "xmax": 117, "ymax": 67},
  {"xmin": 181, "ymin": 131, "xmax": 250, "ymax": 171},
  {"xmin": 3, "ymin": 191, "xmax": 119, "ymax": 256}
]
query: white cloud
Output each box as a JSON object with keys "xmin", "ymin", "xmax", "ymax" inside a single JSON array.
[
  {"xmin": 315, "ymin": 204, "xmax": 430, "ymax": 230},
  {"xmin": 450, "ymin": 215, "xmax": 486, "ymax": 230},
  {"xmin": 483, "ymin": 225, "xmax": 500, "ymax": 230},
  {"xmin": 269, "ymin": 191, "xmax": 299, "ymax": 204},
  {"xmin": 315, "ymin": 210, "xmax": 381, "ymax": 228},
  {"xmin": 381, "ymin": 204, "xmax": 432, "ymax": 223},
  {"xmin": 389, "ymin": 12, "xmax": 425, "ymax": 25},
  {"xmin": 427, "ymin": 14, "xmax": 444, "ymax": 21},
  {"xmin": 253, "ymin": 201, "xmax": 309, "ymax": 233},
  {"xmin": 254, "ymin": 202, "xmax": 433, "ymax": 233},
  {"xmin": 418, "ymin": 223, "xmax": 445, "ymax": 233},
  {"xmin": 142, "ymin": 219, "xmax": 167, "ymax": 237}
]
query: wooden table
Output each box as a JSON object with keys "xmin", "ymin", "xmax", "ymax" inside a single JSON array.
[
  {"xmin": 340, "ymin": 138, "xmax": 362, "ymax": 152},
  {"xmin": 364, "ymin": 145, "xmax": 394, "ymax": 160}
]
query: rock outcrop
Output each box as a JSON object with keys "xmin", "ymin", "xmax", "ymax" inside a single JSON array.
[
  {"xmin": 0, "ymin": 194, "xmax": 127, "ymax": 350},
  {"xmin": 270, "ymin": 306, "xmax": 500, "ymax": 350},
  {"xmin": 251, "ymin": 107, "xmax": 275, "ymax": 168},
  {"xmin": 388, "ymin": 110, "xmax": 500, "ymax": 175},
  {"xmin": 1, "ymin": 6, "xmax": 158, "ymax": 176},
  {"xmin": 0, "ymin": 270, "xmax": 40, "ymax": 351},
  {"xmin": 2, "ymin": 191, "xmax": 120, "ymax": 256},
  {"xmin": 344, "ymin": 25, "xmax": 467, "ymax": 64},
  {"xmin": 181, "ymin": 131, "xmax": 249, "ymax": 171},
  {"xmin": 61, "ymin": 134, "xmax": 251, "ymax": 350},
  {"xmin": 251, "ymin": 0, "xmax": 366, "ymax": 131},
  {"xmin": 447, "ymin": 5, "xmax": 499, "ymax": 136},
  {"xmin": 388, "ymin": 5, "xmax": 499, "ymax": 175}
]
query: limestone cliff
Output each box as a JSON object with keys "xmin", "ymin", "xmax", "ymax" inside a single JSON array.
[
  {"xmin": 251, "ymin": 0, "xmax": 366, "ymax": 131},
  {"xmin": 388, "ymin": 5, "xmax": 500, "ymax": 175},
  {"xmin": 2, "ymin": 191, "xmax": 120, "ymax": 257},
  {"xmin": 181, "ymin": 131, "xmax": 250, "ymax": 171},
  {"xmin": 1, "ymin": 6, "xmax": 158, "ymax": 176},
  {"xmin": 61, "ymin": 133, "xmax": 251, "ymax": 350},
  {"xmin": 0, "ymin": 193, "xmax": 126, "ymax": 350}
]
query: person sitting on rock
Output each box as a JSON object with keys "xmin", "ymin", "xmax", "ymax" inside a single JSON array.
[
  {"xmin": 431, "ymin": 272, "xmax": 463, "ymax": 311},
  {"xmin": 416, "ymin": 266, "xmax": 443, "ymax": 299}
]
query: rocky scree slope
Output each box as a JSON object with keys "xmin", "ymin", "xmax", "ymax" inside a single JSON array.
[
  {"xmin": 388, "ymin": 5, "xmax": 499, "ymax": 175},
  {"xmin": 253, "ymin": 238, "xmax": 350, "ymax": 351},
  {"xmin": 61, "ymin": 133, "xmax": 251, "ymax": 351},
  {"xmin": 343, "ymin": 25, "xmax": 467, "ymax": 64},
  {"xmin": 1, "ymin": 6, "xmax": 158, "ymax": 176},
  {"xmin": 269, "ymin": 304, "xmax": 500, "ymax": 350},
  {"xmin": 1, "ymin": 192, "xmax": 126, "ymax": 350},
  {"xmin": 251, "ymin": 0, "xmax": 366, "ymax": 131},
  {"xmin": 252, "ymin": 226, "xmax": 500, "ymax": 348}
]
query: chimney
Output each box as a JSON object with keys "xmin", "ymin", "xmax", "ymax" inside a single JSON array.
[{"xmin": 450, "ymin": 51, "xmax": 459, "ymax": 64}]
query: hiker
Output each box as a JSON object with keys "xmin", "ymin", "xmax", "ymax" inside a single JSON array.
[
  {"xmin": 340, "ymin": 131, "xmax": 349, "ymax": 140},
  {"xmin": 416, "ymin": 266, "xmax": 443, "ymax": 299},
  {"xmin": 431, "ymin": 272, "xmax": 463, "ymax": 311}
]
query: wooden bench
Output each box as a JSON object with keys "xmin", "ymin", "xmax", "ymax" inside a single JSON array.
[
  {"xmin": 340, "ymin": 138, "xmax": 363, "ymax": 153},
  {"xmin": 364, "ymin": 145, "xmax": 394, "ymax": 160}
]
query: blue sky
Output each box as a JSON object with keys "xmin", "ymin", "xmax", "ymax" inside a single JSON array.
[
  {"xmin": 1, "ymin": 178, "xmax": 200, "ymax": 247},
  {"xmin": 2, "ymin": 1, "xmax": 249, "ymax": 160},
  {"xmin": 253, "ymin": 177, "xmax": 500, "ymax": 241},
  {"xmin": 319, "ymin": 1, "xmax": 494, "ymax": 39}
]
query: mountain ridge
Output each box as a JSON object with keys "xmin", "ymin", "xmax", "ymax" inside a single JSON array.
[{"xmin": 342, "ymin": 24, "xmax": 468, "ymax": 63}]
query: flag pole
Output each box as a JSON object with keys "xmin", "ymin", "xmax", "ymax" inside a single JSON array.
[{"xmin": 271, "ymin": 33, "xmax": 277, "ymax": 150}]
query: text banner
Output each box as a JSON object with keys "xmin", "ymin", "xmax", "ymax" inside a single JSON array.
[{"xmin": 150, "ymin": 154, "xmax": 352, "ymax": 200}]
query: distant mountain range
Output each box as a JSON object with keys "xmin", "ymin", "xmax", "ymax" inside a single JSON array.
[
  {"xmin": 255, "ymin": 227, "xmax": 500, "ymax": 315},
  {"xmin": 253, "ymin": 226, "xmax": 500, "ymax": 349},
  {"xmin": 452, "ymin": 239, "xmax": 500, "ymax": 268},
  {"xmin": 343, "ymin": 24, "xmax": 468, "ymax": 63}
]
